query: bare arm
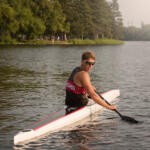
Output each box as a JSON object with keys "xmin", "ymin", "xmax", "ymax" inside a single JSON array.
[{"xmin": 79, "ymin": 72, "xmax": 116, "ymax": 110}]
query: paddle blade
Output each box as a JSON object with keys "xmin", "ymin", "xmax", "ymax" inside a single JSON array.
[{"xmin": 121, "ymin": 115, "xmax": 139, "ymax": 124}]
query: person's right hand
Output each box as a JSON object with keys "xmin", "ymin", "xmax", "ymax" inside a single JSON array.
[{"xmin": 109, "ymin": 105, "xmax": 117, "ymax": 110}]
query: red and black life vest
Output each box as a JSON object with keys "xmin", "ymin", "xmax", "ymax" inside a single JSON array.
[{"xmin": 65, "ymin": 67, "xmax": 88, "ymax": 107}]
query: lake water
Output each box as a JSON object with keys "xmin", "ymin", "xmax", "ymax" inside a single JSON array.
[{"xmin": 0, "ymin": 42, "xmax": 150, "ymax": 150}]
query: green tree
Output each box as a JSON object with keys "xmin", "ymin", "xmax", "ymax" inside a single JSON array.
[
  {"xmin": 122, "ymin": 26, "xmax": 140, "ymax": 40},
  {"xmin": 60, "ymin": 0, "xmax": 118, "ymax": 40},
  {"xmin": 0, "ymin": 3, "xmax": 19, "ymax": 41},
  {"xmin": 0, "ymin": 0, "xmax": 124, "ymax": 43},
  {"xmin": 58, "ymin": 0, "xmax": 74, "ymax": 40},
  {"xmin": 60, "ymin": 0, "xmax": 93, "ymax": 39},
  {"xmin": 87, "ymin": 0, "xmax": 113, "ymax": 39},
  {"xmin": 70, "ymin": 0, "xmax": 92, "ymax": 39},
  {"xmin": 110, "ymin": 0, "xmax": 123, "ymax": 39},
  {"xmin": 48, "ymin": 0, "xmax": 65, "ymax": 35},
  {"xmin": 17, "ymin": 8, "xmax": 45, "ymax": 40},
  {"xmin": 122, "ymin": 24, "xmax": 150, "ymax": 41},
  {"xmin": 31, "ymin": 0, "xmax": 66, "ymax": 39}
]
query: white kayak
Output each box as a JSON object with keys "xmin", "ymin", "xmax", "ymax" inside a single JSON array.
[{"xmin": 14, "ymin": 89, "xmax": 120, "ymax": 145}]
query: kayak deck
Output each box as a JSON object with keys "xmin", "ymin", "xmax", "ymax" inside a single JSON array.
[
  {"xmin": 14, "ymin": 89, "xmax": 120, "ymax": 145},
  {"xmin": 31, "ymin": 109, "xmax": 67, "ymax": 131}
]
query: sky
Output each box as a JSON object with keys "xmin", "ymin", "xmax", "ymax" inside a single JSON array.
[{"xmin": 108, "ymin": 0, "xmax": 150, "ymax": 27}]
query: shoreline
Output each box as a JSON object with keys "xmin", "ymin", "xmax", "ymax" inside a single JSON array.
[{"xmin": 0, "ymin": 39, "xmax": 124, "ymax": 46}]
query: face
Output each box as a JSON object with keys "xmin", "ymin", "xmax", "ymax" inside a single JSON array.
[{"xmin": 81, "ymin": 58, "xmax": 95, "ymax": 72}]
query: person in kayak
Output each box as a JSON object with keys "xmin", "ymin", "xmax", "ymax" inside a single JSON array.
[{"xmin": 65, "ymin": 51, "xmax": 116, "ymax": 113}]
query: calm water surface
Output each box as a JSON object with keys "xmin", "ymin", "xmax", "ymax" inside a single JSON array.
[{"xmin": 0, "ymin": 42, "xmax": 150, "ymax": 150}]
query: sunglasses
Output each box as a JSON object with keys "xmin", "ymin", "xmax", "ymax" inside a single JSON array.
[{"xmin": 85, "ymin": 61, "xmax": 95, "ymax": 66}]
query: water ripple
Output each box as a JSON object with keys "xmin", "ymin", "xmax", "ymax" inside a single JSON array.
[{"xmin": 0, "ymin": 43, "xmax": 150, "ymax": 149}]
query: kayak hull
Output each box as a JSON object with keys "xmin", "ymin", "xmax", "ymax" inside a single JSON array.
[{"xmin": 14, "ymin": 89, "xmax": 120, "ymax": 145}]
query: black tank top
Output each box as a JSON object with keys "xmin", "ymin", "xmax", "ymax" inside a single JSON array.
[{"xmin": 65, "ymin": 67, "xmax": 88, "ymax": 107}]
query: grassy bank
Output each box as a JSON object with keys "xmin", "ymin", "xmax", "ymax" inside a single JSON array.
[
  {"xmin": 69, "ymin": 38, "xmax": 124, "ymax": 45},
  {"xmin": 23, "ymin": 40, "xmax": 70, "ymax": 45},
  {"xmin": 0, "ymin": 40, "xmax": 70, "ymax": 45},
  {"xmin": 0, "ymin": 38, "xmax": 123, "ymax": 45}
]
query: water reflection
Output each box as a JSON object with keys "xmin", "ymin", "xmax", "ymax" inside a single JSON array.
[{"xmin": 13, "ymin": 116, "xmax": 116, "ymax": 150}]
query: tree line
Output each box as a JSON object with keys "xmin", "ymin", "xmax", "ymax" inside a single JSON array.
[
  {"xmin": 0, "ymin": 0, "xmax": 123, "ymax": 43},
  {"xmin": 121, "ymin": 24, "xmax": 150, "ymax": 41}
]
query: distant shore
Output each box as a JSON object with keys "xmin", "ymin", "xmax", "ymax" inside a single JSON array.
[{"xmin": 0, "ymin": 38, "xmax": 123, "ymax": 46}]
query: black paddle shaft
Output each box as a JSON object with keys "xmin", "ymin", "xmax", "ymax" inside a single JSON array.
[{"xmin": 98, "ymin": 92, "xmax": 139, "ymax": 124}]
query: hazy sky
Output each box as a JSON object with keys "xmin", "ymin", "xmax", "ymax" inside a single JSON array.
[{"xmin": 108, "ymin": 0, "xmax": 150, "ymax": 27}]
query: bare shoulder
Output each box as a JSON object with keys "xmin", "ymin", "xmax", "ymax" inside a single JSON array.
[
  {"xmin": 77, "ymin": 70, "xmax": 89, "ymax": 79},
  {"xmin": 77, "ymin": 71, "xmax": 91, "ymax": 85},
  {"xmin": 73, "ymin": 70, "xmax": 89, "ymax": 87}
]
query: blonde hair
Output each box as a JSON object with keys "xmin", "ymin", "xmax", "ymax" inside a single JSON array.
[{"xmin": 82, "ymin": 51, "xmax": 96, "ymax": 61}]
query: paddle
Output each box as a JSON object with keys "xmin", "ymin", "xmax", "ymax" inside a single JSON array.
[{"xmin": 97, "ymin": 92, "xmax": 139, "ymax": 124}]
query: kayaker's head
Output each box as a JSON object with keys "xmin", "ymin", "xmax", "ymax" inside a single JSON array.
[{"xmin": 81, "ymin": 51, "xmax": 96, "ymax": 72}]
